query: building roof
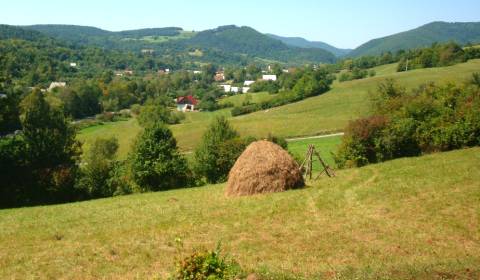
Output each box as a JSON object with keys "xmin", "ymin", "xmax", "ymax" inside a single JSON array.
[{"xmin": 176, "ymin": 95, "xmax": 198, "ymax": 105}]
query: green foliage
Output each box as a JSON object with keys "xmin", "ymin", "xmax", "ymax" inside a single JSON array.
[
  {"xmin": 0, "ymin": 89, "xmax": 81, "ymax": 207},
  {"xmin": 55, "ymin": 82, "xmax": 103, "ymax": 118},
  {"xmin": 194, "ymin": 116, "xmax": 242, "ymax": 183},
  {"xmin": 250, "ymin": 80, "xmax": 279, "ymax": 94},
  {"xmin": 21, "ymin": 89, "xmax": 79, "ymax": 172},
  {"xmin": 198, "ymin": 93, "xmax": 219, "ymax": 111},
  {"xmin": 0, "ymin": 86, "xmax": 22, "ymax": 134},
  {"xmin": 173, "ymin": 245, "xmax": 242, "ymax": 280},
  {"xmin": 266, "ymin": 134, "xmax": 288, "ymax": 150},
  {"xmin": 231, "ymin": 67, "xmax": 333, "ymax": 116},
  {"xmin": 187, "ymin": 25, "xmax": 336, "ymax": 64},
  {"xmin": 349, "ymin": 21, "xmax": 480, "ymax": 57},
  {"xmin": 77, "ymin": 137, "xmax": 120, "ymax": 198},
  {"xmin": 138, "ymin": 105, "xmax": 180, "ymax": 127},
  {"xmin": 338, "ymin": 68, "xmax": 370, "ymax": 82},
  {"xmin": 335, "ymin": 77, "xmax": 480, "ymax": 167},
  {"xmin": 397, "ymin": 42, "xmax": 469, "ymax": 72},
  {"xmin": 0, "ymin": 135, "xmax": 29, "ymax": 208},
  {"xmin": 130, "ymin": 123, "xmax": 190, "ymax": 191}
]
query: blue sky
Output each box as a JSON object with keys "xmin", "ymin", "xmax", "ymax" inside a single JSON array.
[{"xmin": 1, "ymin": 0, "xmax": 479, "ymax": 48}]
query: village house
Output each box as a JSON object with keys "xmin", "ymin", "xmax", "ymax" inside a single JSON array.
[
  {"xmin": 242, "ymin": 87, "xmax": 250, "ymax": 93},
  {"xmin": 176, "ymin": 95, "xmax": 198, "ymax": 112},
  {"xmin": 48, "ymin": 82, "xmax": 66, "ymax": 91},
  {"xmin": 231, "ymin": 86, "xmax": 240, "ymax": 93},
  {"xmin": 244, "ymin": 80, "xmax": 255, "ymax": 86},
  {"xmin": 69, "ymin": 62, "xmax": 77, "ymax": 67},
  {"xmin": 214, "ymin": 71, "xmax": 225, "ymax": 82},
  {"xmin": 219, "ymin": 84, "xmax": 231, "ymax": 93},
  {"xmin": 141, "ymin": 49, "xmax": 155, "ymax": 54},
  {"xmin": 262, "ymin": 74, "xmax": 277, "ymax": 81}
]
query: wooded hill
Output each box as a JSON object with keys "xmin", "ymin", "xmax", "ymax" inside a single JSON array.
[
  {"xmin": 22, "ymin": 24, "xmax": 337, "ymax": 65},
  {"xmin": 349, "ymin": 21, "xmax": 480, "ymax": 57}
]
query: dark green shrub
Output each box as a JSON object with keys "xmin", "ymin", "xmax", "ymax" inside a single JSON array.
[
  {"xmin": 194, "ymin": 116, "xmax": 242, "ymax": 183},
  {"xmin": 266, "ymin": 133, "xmax": 288, "ymax": 150},
  {"xmin": 336, "ymin": 75, "xmax": 480, "ymax": 168},
  {"xmin": 107, "ymin": 161, "xmax": 133, "ymax": 196},
  {"xmin": 335, "ymin": 115, "xmax": 388, "ymax": 167},
  {"xmin": 138, "ymin": 105, "xmax": 180, "ymax": 127},
  {"xmin": 130, "ymin": 123, "xmax": 190, "ymax": 191},
  {"xmin": 77, "ymin": 137, "xmax": 119, "ymax": 198}
]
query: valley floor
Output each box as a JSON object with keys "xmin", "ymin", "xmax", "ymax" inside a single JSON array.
[{"xmin": 1, "ymin": 148, "xmax": 479, "ymax": 279}]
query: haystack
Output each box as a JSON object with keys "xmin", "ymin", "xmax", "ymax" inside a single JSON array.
[{"xmin": 225, "ymin": 140, "xmax": 304, "ymax": 197}]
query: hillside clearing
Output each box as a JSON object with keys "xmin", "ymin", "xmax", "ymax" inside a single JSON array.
[
  {"xmin": 1, "ymin": 147, "xmax": 479, "ymax": 279},
  {"xmin": 78, "ymin": 59, "xmax": 480, "ymax": 153}
]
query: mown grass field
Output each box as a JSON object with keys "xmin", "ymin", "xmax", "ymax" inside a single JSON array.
[
  {"xmin": 1, "ymin": 147, "xmax": 479, "ymax": 279},
  {"xmin": 287, "ymin": 135, "xmax": 342, "ymax": 168},
  {"xmin": 77, "ymin": 119, "xmax": 142, "ymax": 159},
  {"xmin": 78, "ymin": 59, "xmax": 480, "ymax": 154},
  {"xmin": 219, "ymin": 91, "xmax": 273, "ymax": 107}
]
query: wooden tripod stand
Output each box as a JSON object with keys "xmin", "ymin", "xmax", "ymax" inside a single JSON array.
[{"xmin": 299, "ymin": 144, "xmax": 336, "ymax": 179}]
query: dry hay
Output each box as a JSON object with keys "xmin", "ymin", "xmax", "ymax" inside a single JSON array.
[{"xmin": 225, "ymin": 140, "xmax": 304, "ymax": 197}]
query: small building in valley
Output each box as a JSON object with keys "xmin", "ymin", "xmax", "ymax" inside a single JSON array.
[
  {"xmin": 244, "ymin": 80, "xmax": 255, "ymax": 86},
  {"xmin": 48, "ymin": 82, "xmax": 66, "ymax": 91},
  {"xmin": 220, "ymin": 84, "xmax": 231, "ymax": 93},
  {"xmin": 231, "ymin": 86, "xmax": 240, "ymax": 93},
  {"xmin": 176, "ymin": 95, "xmax": 198, "ymax": 112},
  {"xmin": 262, "ymin": 75, "xmax": 277, "ymax": 81},
  {"xmin": 214, "ymin": 71, "xmax": 225, "ymax": 82}
]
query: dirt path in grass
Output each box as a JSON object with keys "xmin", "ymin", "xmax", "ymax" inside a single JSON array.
[
  {"xmin": 181, "ymin": 132, "xmax": 345, "ymax": 155},
  {"xmin": 286, "ymin": 132, "xmax": 345, "ymax": 142}
]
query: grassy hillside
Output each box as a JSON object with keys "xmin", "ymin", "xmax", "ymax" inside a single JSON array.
[
  {"xmin": 171, "ymin": 59, "xmax": 480, "ymax": 150},
  {"xmin": 287, "ymin": 135, "xmax": 342, "ymax": 168},
  {"xmin": 78, "ymin": 59, "xmax": 480, "ymax": 153},
  {"xmin": 218, "ymin": 91, "xmax": 274, "ymax": 107},
  {"xmin": 77, "ymin": 119, "xmax": 142, "ymax": 159},
  {"xmin": 349, "ymin": 21, "xmax": 480, "ymax": 57},
  {"xmin": 1, "ymin": 147, "xmax": 478, "ymax": 278}
]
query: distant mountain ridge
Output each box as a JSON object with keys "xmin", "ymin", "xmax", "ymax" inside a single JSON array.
[
  {"xmin": 266, "ymin": 34, "xmax": 351, "ymax": 57},
  {"xmin": 21, "ymin": 24, "xmax": 337, "ymax": 64},
  {"xmin": 184, "ymin": 25, "xmax": 336, "ymax": 64},
  {"xmin": 349, "ymin": 21, "xmax": 480, "ymax": 57}
]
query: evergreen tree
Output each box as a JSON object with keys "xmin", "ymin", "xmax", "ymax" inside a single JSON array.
[
  {"xmin": 18, "ymin": 89, "xmax": 80, "ymax": 204},
  {"xmin": 130, "ymin": 123, "xmax": 189, "ymax": 191},
  {"xmin": 194, "ymin": 116, "xmax": 241, "ymax": 183}
]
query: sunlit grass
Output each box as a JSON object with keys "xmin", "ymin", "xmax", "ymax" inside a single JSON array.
[{"xmin": 1, "ymin": 147, "xmax": 479, "ymax": 278}]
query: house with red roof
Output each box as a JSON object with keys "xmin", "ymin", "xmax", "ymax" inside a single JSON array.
[{"xmin": 176, "ymin": 95, "xmax": 198, "ymax": 112}]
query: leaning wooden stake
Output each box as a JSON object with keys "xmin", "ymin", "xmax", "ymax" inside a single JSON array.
[{"xmin": 299, "ymin": 144, "xmax": 335, "ymax": 179}]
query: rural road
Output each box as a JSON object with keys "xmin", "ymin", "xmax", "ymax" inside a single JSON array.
[
  {"xmin": 181, "ymin": 132, "xmax": 345, "ymax": 154},
  {"xmin": 286, "ymin": 132, "xmax": 345, "ymax": 142}
]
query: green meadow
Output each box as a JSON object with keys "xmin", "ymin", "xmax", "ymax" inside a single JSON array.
[
  {"xmin": 1, "ymin": 147, "xmax": 478, "ymax": 279},
  {"xmin": 78, "ymin": 59, "xmax": 480, "ymax": 154}
]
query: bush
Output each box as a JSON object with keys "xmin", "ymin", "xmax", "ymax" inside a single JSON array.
[
  {"xmin": 194, "ymin": 116, "xmax": 243, "ymax": 183},
  {"xmin": 107, "ymin": 160, "xmax": 133, "ymax": 196},
  {"xmin": 266, "ymin": 133, "xmax": 288, "ymax": 150},
  {"xmin": 138, "ymin": 105, "xmax": 180, "ymax": 127},
  {"xmin": 173, "ymin": 245, "xmax": 242, "ymax": 280},
  {"xmin": 77, "ymin": 137, "xmax": 120, "ymax": 198},
  {"xmin": 335, "ymin": 76, "xmax": 480, "ymax": 168},
  {"xmin": 130, "ymin": 123, "xmax": 190, "ymax": 191},
  {"xmin": 334, "ymin": 116, "xmax": 389, "ymax": 167},
  {"xmin": 96, "ymin": 112, "xmax": 115, "ymax": 122},
  {"xmin": 250, "ymin": 80, "xmax": 279, "ymax": 94}
]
